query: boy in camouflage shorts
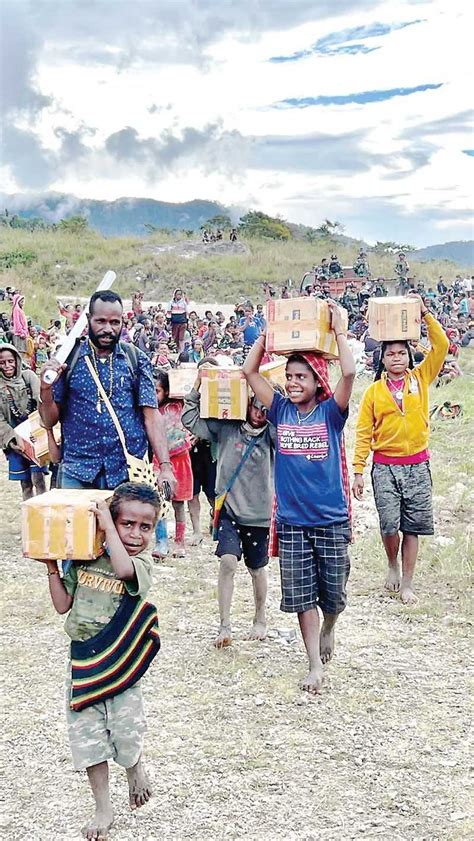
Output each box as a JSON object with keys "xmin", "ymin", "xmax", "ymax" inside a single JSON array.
[{"xmin": 45, "ymin": 483, "xmax": 160, "ymax": 841}]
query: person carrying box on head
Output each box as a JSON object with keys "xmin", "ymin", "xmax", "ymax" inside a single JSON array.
[
  {"xmin": 243, "ymin": 301, "xmax": 355, "ymax": 695},
  {"xmin": 352, "ymin": 294, "xmax": 449, "ymax": 605},
  {"xmin": 182, "ymin": 368, "xmax": 276, "ymax": 648}
]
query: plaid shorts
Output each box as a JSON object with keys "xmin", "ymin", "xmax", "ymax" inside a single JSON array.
[
  {"xmin": 371, "ymin": 462, "xmax": 434, "ymax": 536},
  {"xmin": 276, "ymin": 521, "xmax": 351, "ymax": 615}
]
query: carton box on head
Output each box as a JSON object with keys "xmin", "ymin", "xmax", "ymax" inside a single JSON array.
[
  {"xmin": 22, "ymin": 489, "xmax": 112, "ymax": 561},
  {"xmin": 168, "ymin": 366, "xmax": 198, "ymax": 398},
  {"xmin": 265, "ymin": 297, "xmax": 347, "ymax": 358},
  {"xmin": 200, "ymin": 367, "xmax": 248, "ymax": 420},
  {"xmin": 368, "ymin": 296, "xmax": 421, "ymax": 342},
  {"xmin": 259, "ymin": 357, "xmax": 287, "ymax": 392}
]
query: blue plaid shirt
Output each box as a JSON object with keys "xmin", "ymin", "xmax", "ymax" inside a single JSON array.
[{"xmin": 53, "ymin": 342, "xmax": 157, "ymax": 487}]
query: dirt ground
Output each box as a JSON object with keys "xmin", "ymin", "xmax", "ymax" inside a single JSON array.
[{"xmin": 1, "ymin": 371, "xmax": 472, "ymax": 841}]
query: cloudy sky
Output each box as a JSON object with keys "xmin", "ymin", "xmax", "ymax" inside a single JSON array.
[{"xmin": 1, "ymin": 0, "xmax": 472, "ymax": 245}]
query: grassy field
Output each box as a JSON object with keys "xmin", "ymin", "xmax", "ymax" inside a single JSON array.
[
  {"xmin": 0, "ymin": 351, "xmax": 472, "ymax": 840},
  {"xmin": 0, "ymin": 226, "xmax": 469, "ymax": 325}
]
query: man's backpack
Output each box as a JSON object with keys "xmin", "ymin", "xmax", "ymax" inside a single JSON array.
[{"xmin": 63, "ymin": 339, "xmax": 140, "ymax": 396}]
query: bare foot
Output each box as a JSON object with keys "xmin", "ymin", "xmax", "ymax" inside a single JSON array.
[
  {"xmin": 82, "ymin": 807, "xmax": 114, "ymax": 840},
  {"xmin": 400, "ymin": 584, "xmax": 418, "ymax": 605},
  {"xmin": 189, "ymin": 533, "xmax": 203, "ymax": 546},
  {"xmin": 300, "ymin": 665, "xmax": 324, "ymax": 695},
  {"xmin": 245, "ymin": 621, "xmax": 267, "ymax": 641},
  {"xmin": 172, "ymin": 542, "xmax": 186, "ymax": 558},
  {"xmin": 320, "ymin": 623, "xmax": 335, "ymax": 664},
  {"xmin": 214, "ymin": 624, "xmax": 232, "ymax": 648},
  {"xmin": 384, "ymin": 565, "xmax": 401, "ymax": 592},
  {"xmin": 126, "ymin": 758, "xmax": 152, "ymax": 810}
]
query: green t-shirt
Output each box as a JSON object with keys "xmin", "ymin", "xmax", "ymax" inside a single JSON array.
[{"xmin": 63, "ymin": 550, "xmax": 153, "ymax": 641}]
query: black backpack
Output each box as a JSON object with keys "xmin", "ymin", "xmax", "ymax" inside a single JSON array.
[{"xmin": 63, "ymin": 339, "xmax": 140, "ymax": 397}]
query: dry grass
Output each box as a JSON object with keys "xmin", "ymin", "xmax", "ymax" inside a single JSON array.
[
  {"xmin": 0, "ymin": 355, "xmax": 472, "ymax": 840},
  {"xmin": 0, "ymin": 226, "xmax": 468, "ymax": 325}
]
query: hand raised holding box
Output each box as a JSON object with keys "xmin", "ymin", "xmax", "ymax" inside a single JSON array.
[{"xmin": 90, "ymin": 499, "xmax": 114, "ymax": 532}]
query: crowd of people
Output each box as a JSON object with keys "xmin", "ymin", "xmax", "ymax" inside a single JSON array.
[{"xmin": 0, "ymin": 270, "xmax": 470, "ymax": 840}]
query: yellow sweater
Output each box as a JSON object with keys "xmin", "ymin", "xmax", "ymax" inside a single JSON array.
[{"xmin": 353, "ymin": 314, "xmax": 449, "ymax": 473}]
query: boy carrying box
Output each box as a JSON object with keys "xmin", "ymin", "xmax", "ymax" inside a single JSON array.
[{"xmin": 45, "ymin": 482, "xmax": 161, "ymax": 841}]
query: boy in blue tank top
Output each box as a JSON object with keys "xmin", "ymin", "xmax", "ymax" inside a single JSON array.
[{"xmin": 244, "ymin": 301, "xmax": 355, "ymax": 694}]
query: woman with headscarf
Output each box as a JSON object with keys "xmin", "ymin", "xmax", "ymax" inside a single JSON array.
[
  {"xmin": 352, "ymin": 295, "xmax": 448, "ymax": 606},
  {"xmin": 243, "ymin": 301, "xmax": 355, "ymax": 695},
  {"xmin": 11, "ymin": 293, "xmax": 29, "ymax": 363},
  {"xmin": 0, "ymin": 343, "xmax": 48, "ymax": 499}
]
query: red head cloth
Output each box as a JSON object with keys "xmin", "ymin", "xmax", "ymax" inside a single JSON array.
[
  {"xmin": 298, "ymin": 352, "xmax": 332, "ymax": 401},
  {"xmin": 268, "ymin": 352, "xmax": 353, "ymax": 556}
]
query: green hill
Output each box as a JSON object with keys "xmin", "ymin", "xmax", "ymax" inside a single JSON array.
[
  {"xmin": 0, "ymin": 194, "xmax": 227, "ymax": 237},
  {"xmin": 0, "ymin": 226, "xmax": 471, "ymax": 326}
]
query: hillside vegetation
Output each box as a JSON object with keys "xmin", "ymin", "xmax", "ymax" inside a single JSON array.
[{"xmin": 0, "ymin": 226, "xmax": 470, "ymax": 324}]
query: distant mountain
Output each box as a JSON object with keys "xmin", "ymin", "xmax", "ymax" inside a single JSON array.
[
  {"xmin": 413, "ymin": 241, "xmax": 474, "ymax": 268},
  {"xmin": 0, "ymin": 193, "xmax": 228, "ymax": 236}
]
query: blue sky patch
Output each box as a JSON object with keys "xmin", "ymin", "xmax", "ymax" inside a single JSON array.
[
  {"xmin": 269, "ymin": 19, "xmax": 423, "ymax": 63},
  {"xmin": 274, "ymin": 84, "xmax": 443, "ymax": 108}
]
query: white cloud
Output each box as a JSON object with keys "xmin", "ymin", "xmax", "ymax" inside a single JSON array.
[{"xmin": 0, "ymin": 0, "xmax": 471, "ymax": 245}]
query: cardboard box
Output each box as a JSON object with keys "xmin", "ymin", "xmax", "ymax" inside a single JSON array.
[
  {"xmin": 266, "ymin": 297, "xmax": 348, "ymax": 358},
  {"xmin": 168, "ymin": 366, "xmax": 198, "ymax": 398},
  {"xmin": 368, "ymin": 297, "xmax": 421, "ymax": 341},
  {"xmin": 22, "ymin": 489, "xmax": 112, "ymax": 561},
  {"xmin": 14, "ymin": 410, "xmax": 61, "ymax": 466},
  {"xmin": 259, "ymin": 357, "xmax": 287, "ymax": 391},
  {"xmin": 200, "ymin": 368, "xmax": 248, "ymax": 420}
]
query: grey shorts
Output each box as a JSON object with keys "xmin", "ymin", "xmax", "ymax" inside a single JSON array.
[
  {"xmin": 65, "ymin": 675, "xmax": 146, "ymax": 771},
  {"xmin": 276, "ymin": 521, "xmax": 351, "ymax": 615},
  {"xmin": 371, "ymin": 461, "xmax": 434, "ymax": 536}
]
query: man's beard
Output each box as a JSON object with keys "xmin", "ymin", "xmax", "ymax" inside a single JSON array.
[{"xmin": 88, "ymin": 325, "xmax": 120, "ymax": 350}]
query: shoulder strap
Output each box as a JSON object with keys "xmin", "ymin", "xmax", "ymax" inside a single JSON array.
[
  {"xmin": 66, "ymin": 340, "xmax": 138, "ymax": 385},
  {"xmin": 84, "ymin": 355, "xmax": 128, "ymax": 452},
  {"xmin": 222, "ymin": 434, "xmax": 261, "ymax": 495},
  {"xmin": 64, "ymin": 338, "xmax": 85, "ymax": 392},
  {"xmin": 121, "ymin": 341, "xmax": 139, "ymax": 379}
]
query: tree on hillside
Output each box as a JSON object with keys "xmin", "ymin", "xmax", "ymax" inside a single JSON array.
[
  {"xmin": 238, "ymin": 210, "xmax": 292, "ymax": 240},
  {"xmin": 373, "ymin": 241, "xmax": 415, "ymax": 254},
  {"xmin": 58, "ymin": 215, "xmax": 89, "ymax": 234},
  {"xmin": 316, "ymin": 219, "xmax": 345, "ymax": 238},
  {"xmin": 205, "ymin": 214, "xmax": 232, "ymax": 231}
]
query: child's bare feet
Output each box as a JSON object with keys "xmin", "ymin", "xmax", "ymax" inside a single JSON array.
[
  {"xmin": 214, "ymin": 624, "xmax": 232, "ymax": 648},
  {"xmin": 245, "ymin": 621, "xmax": 267, "ymax": 641},
  {"xmin": 384, "ymin": 565, "xmax": 401, "ymax": 592},
  {"xmin": 126, "ymin": 757, "xmax": 152, "ymax": 810},
  {"xmin": 189, "ymin": 533, "xmax": 203, "ymax": 546},
  {"xmin": 400, "ymin": 583, "xmax": 418, "ymax": 605},
  {"xmin": 82, "ymin": 806, "xmax": 114, "ymax": 840},
  {"xmin": 320, "ymin": 623, "xmax": 335, "ymax": 664},
  {"xmin": 172, "ymin": 542, "xmax": 186, "ymax": 558},
  {"xmin": 300, "ymin": 664, "xmax": 324, "ymax": 694}
]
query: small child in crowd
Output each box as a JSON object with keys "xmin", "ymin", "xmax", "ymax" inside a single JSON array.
[
  {"xmin": 45, "ymin": 483, "xmax": 161, "ymax": 841},
  {"xmin": 153, "ymin": 369, "xmax": 193, "ymax": 557}
]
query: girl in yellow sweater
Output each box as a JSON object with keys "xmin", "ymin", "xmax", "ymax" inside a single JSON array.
[{"xmin": 352, "ymin": 297, "xmax": 448, "ymax": 604}]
